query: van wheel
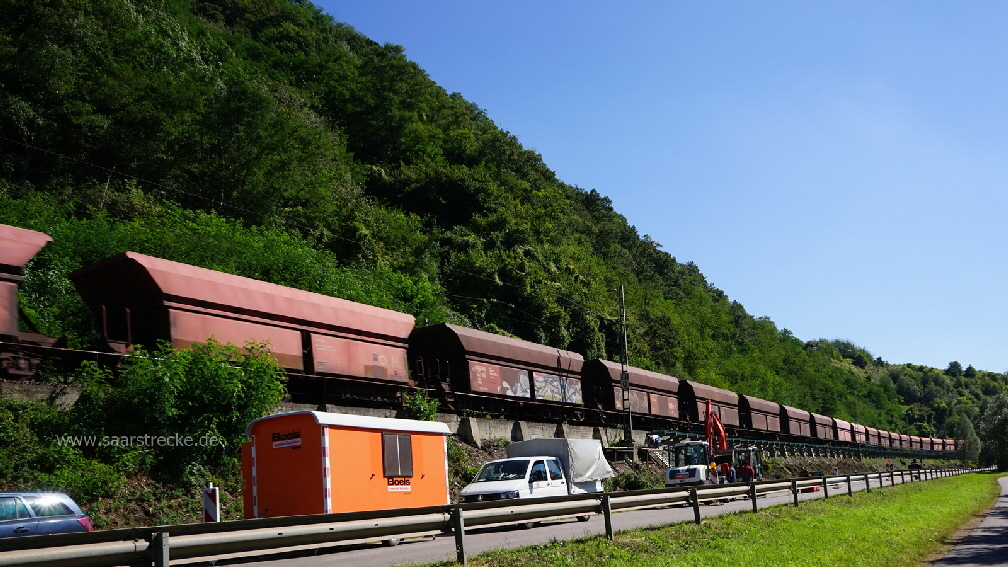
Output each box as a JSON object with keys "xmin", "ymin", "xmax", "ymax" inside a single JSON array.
[
  {"xmin": 382, "ymin": 538, "xmax": 401, "ymax": 546},
  {"xmin": 576, "ymin": 515, "xmax": 591, "ymax": 522}
]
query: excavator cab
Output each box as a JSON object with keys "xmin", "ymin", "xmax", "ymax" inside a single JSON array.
[
  {"xmin": 732, "ymin": 446, "xmax": 764, "ymax": 481},
  {"xmin": 665, "ymin": 441, "xmax": 713, "ymax": 487},
  {"xmin": 672, "ymin": 441, "xmax": 711, "ymax": 467}
]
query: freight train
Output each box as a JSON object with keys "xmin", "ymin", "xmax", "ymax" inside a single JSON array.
[{"xmin": 0, "ymin": 225, "xmax": 958, "ymax": 454}]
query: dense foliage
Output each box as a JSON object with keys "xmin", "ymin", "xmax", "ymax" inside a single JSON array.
[
  {"xmin": 0, "ymin": 339, "xmax": 285, "ymax": 521},
  {"xmin": 979, "ymin": 394, "xmax": 1008, "ymax": 471},
  {"xmin": 1, "ymin": 0, "xmax": 1005, "ymax": 449}
]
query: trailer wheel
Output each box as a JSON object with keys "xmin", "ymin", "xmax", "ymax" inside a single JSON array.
[
  {"xmin": 576, "ymin": 515, "xmax": 591, "ymax": 522},
  {"xmin": 382, "ymin": 538, "xmax": 402, "ymax": 546}
]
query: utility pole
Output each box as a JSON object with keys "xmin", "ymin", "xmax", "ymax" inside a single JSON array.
[{"xmin": 616, "ymin": 284, "xmax": 632, "ymax": 445}]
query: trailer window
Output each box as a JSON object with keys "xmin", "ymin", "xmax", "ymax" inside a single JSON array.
[{"xmin": 382, "ymin": 432, "xmax": 414, "ymax": 478}]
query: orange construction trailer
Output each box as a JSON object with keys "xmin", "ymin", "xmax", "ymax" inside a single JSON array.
[{"xmin": 242, "ymin": 411, "xmax": 451, "ymax": 519}]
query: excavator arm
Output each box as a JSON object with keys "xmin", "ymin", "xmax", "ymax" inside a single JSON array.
[{"xmin": 705, "ymin": 400, "xmax": 728, "ymax": 451}]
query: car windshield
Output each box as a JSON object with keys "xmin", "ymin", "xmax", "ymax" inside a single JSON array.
[
  {"xmin": 673, "ymin": 444, "xmax": 708, "ymax": 467},
  {"xmin": 473, "ymin": 459, "xmax": 530, "ymax": 482}
]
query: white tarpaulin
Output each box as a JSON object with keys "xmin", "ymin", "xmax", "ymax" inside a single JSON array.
[{"xmin": 506, "ymin": 438, "xmax": 614, "ymax": 483}]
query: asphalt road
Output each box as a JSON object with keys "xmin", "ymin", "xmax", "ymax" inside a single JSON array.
[
  {"xmin": 184, "ymin": 474, "xmax": 908, "ymax": 567},
  {"xmin": 930, "ymin": 475, "xmax": 1008, "ymax": 567}
]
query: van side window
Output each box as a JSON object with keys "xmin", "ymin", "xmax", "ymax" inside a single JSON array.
[
  {"xmin": 382, "ymin": 432, "xmax": 414, "ymax": 478},
  {"xmin": 546, "ymin": 459, "xmax": 564, "ymax": 480},
  {"xmin": 529, "ymin": 460, "xmax": 547, "ymax": 482}
]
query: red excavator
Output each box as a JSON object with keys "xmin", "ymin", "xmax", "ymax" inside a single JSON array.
[
  {"xmin": 665, "ymin": 400, "xmax": 733, "ymax": 487},
  {"xmin": 706, "ymin": 399, "xmax": 728, "ymax": 453},
  {"xmin": 664, "ymin": 400, "xmax": 764, "ymax": 487}
]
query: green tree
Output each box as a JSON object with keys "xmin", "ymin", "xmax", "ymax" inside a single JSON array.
[
  {"xmin": 71, "ymin": 338, "xmax": 287, "ymax": 482},
  {"xmin": 979, "ymin": 394, "xmax": 1008, "ymax": 471},
  {"xmin": 946, "ymin": 361, "xmax": 963, "ymax": 378},
  {"xmin": 402, "ymin": 389, "xmax": 439, "ymax": 421},
  {"xmin": 954, "ymin": 418, "xmax": 981, "ymax": 465}
]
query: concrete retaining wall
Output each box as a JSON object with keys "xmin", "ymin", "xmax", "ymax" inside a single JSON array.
[
  {"xmin": 0, "ymin": 381, "xmax": 81, "ymax": 408},
  {"xmin": 276, "ymin": 402, "xmax": 648, "ymax": 446}
]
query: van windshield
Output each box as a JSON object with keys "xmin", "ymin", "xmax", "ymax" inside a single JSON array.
[{"xmin": 473, "ymin": 459, "xmax": 530, "ymax": 482}]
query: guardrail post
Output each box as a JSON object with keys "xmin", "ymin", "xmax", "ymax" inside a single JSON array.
[
  {"xmin": 889, "ymin": 470, "xmax": 894, "ymax": 485},
  {"xmin": 689, "ymin": 488, "xmax": 701, "ymax": 524},
  {"xmin": 846, "ymin": 475, "xmax": 852, "ymax": 497},
  {"xmin": 750, "ymin": 483, "xmax": 758, "ymax": 512},
  {"xmin": 452, "ymin": 507, "xmax": 467, "ymax": 566},
  {"xmin": 864, "ymin": 474, "xmax": 870, "ymax": 492},
  {"xmin": 791, "ymin": 480, "xmax": 799, "ymax": 507},
  {"xmin": 822, "ymin": 476, "xmax": 829, "ymax": 498},
  {"xmin": 603, "ymin": 495, "xmax": 614, "ymax": 540},
  {"xmin": 151, "ymin": 532, "xmax": 169, "ymax": 567}
]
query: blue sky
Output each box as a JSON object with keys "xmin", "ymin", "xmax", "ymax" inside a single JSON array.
[{"xmin": 317, "ymin": 1, "xmax": 1008, "ymax": 372}]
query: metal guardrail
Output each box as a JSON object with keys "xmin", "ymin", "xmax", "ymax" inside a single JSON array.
[{"xmin": 0, "ymin": 466, "xmax": 992, "ymax": 567}]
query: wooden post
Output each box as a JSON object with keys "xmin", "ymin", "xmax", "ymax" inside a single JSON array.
[
  {"xmin": 750, "ymin": 483, "xmax": 758, "ymax": 513},
  {"xmin": 847, "ymin": 475, "xmax": 852, "ymax": 497},
  {"xmin": 822, "ymin": 477, "xmax": 829, "ymax": 498},
  {"xmin": 690, "ymin": 488, "xmax": 701, "ymax": 524},
  {"xmin": 864, "ymin": 474, "xmax": 870, "ymax": 492},
  {"xmin": 452, "ymin": 507, "xmax": 467, "ymax": 566},
  {"xmin": 792, "ymin": 480, "xmax": 799, "ymax": 507},
  {"xmin": 603, "ymin": 495, "xmax": 614, "ymax": 540}
]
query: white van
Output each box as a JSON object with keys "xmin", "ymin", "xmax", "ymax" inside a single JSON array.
[
  {"xmin": 461, "ymin": 456, "xmax": 571, "ymax": 502},
  {"xmin": 459, "ymin": 438, "xmax": 614, "ymax": 520}
]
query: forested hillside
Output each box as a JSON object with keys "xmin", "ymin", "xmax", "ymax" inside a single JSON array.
[{"xmin": 1, "ymin": 0, "xmax": 1004, "ymax": 443}]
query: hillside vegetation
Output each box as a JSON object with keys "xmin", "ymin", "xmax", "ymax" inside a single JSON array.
[{"xmin": 1, "ymin": 0, "xmax": 1005, "ymax": 447}]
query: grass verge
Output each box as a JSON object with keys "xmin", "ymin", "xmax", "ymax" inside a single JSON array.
[{"xmin": 419, "ymin": 472, "xmax": 1003, "ymax": 567}]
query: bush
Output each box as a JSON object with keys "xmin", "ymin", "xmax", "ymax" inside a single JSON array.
[
  {"xmin": 763, "ymin": 456, "xmax": 783, "ymax": 474},
  {"xmin": 403, "ymin": 389, "xmax": 439, "ymax": 421},
  {"xmin": 603, "ymin": 466, "xmax": 663, "ymax": 492},
  {"xmin": 0, "ymin": 398, "xmax": 124, "ymax": 504},
  {"xmin": 33, "ymin": 444, "xmax": 125, "ymax": 503},
  {"xmin": 70, "ymin": 338, "xmax": 287, "ymax": 481},
  {"xmin": 446, "ymin": 437, "xmax": 481, "ymax": 487}
]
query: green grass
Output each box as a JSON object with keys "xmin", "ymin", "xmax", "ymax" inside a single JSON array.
[{"xmin": 421, "ymin": 473, "xmax": 1003, "ymax": 567}]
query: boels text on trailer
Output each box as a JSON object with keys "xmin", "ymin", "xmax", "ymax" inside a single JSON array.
[{"xmin": 242, "ymin": 412, "xmax": 450, "ymax": 518}]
